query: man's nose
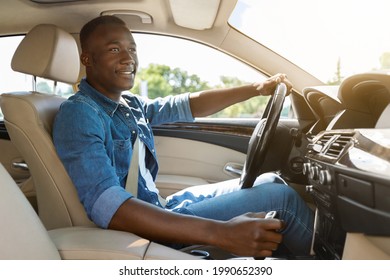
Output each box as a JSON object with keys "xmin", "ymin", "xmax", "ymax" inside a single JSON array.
[{"xmin": 120, "ymin": 50, "xmax": 135, "ymax": 64}]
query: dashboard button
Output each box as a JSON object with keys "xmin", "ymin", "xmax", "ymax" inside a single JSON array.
[
  {"xmin": 309, "ymin": 165, "xmax": 319, "ymax": 180},
  {"xmin": 319, "ymin": 169, "xmax": 332, "ymax": 185}
]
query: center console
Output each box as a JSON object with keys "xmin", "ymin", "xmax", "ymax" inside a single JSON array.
[{"xmin": 304, "ymin": 129, "xmax": 390, "ymax": 259}]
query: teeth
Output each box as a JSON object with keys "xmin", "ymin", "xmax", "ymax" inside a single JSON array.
[
  {"xmin": 118, "ymin": 71, "xmax": 133, "ymax": 75},
  {"xmin": 118, "ymin": 65, "xmax": 135, "ymax": 75}
]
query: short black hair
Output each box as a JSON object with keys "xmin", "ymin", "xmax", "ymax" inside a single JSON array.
[{"xmin": 80, "ymin": 15, "xmax": 127, "ymax": 51}]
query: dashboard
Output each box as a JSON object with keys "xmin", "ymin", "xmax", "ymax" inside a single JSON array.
[{"xmin": 301, "ymin": 72, "xmax": 390, "ymax": 259}]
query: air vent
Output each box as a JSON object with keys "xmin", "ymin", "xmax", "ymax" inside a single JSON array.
[
  {"xmin": 317, "ymin": 134, "xmax": 333, "ymax": 145},
  {"xmin": 323, "ymin": 133, "xmax": 354, "ymax": 158}
]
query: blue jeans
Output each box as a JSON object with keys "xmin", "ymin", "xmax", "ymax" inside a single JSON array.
[{"xmin": 166, "ymin": 173, "xmax": 314, "ymax": 256}]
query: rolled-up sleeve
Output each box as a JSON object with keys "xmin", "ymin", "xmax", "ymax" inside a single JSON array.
[
  {"xmin": 142, "ymin": 93, "xmax": 195, "ymax": 125},
  {"xmin": 91, "ymin": 186, "xmax": 132, "ymax": 228}
]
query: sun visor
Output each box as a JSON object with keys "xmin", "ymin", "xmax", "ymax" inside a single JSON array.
[{"xmin": 169, "ymin": 0, "xmax": 220, "ymax": 30}]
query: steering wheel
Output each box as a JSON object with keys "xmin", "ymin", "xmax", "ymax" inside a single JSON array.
[{"xmin": 239, "ymin": 83, "xmax": 288, "ymax": 188}]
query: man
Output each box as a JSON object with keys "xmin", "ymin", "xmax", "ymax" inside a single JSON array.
[{"xmin": 53, "ymin": 15, "xmax": 313, "ymax": 258}]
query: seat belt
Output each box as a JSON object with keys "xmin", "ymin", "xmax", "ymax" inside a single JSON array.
[
  {"xmin": 121, "ymin": 96, "xmax": 139, "ymax": 197},
  {"xmin": 125, "ymin": 136, "xmax": 166, "ymax": 207},
  {"xmin": 125, "ymin": 132, "xmax": 167, "ymax": 207},
  {"xmin": 122, "ymin": 97, "xmax": 166, "ymax": 207},
  {"xmin": 125, "ymin": 135, "xmax": 139, "ymax": 197}
]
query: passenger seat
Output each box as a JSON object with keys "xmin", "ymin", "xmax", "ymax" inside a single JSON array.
[
  {"xmin": 0, "ymin": 163, "xmax": 199, "ymax": 260},
  {"xmin": 0, "ymin": 163, "xmax": 60, "ymax": 259}
]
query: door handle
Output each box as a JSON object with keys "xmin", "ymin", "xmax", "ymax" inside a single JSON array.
[
  {"xmin": 12, "ymin": 161, "xmax": 29, "ymax": 171},
  {"xmin": 224, "ymin": 164, "xmax": 243, "ymax": 176}
]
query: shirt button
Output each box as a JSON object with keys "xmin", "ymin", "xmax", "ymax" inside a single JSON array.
[
  {"xmin": 155, "ymin": 202, "xmax": 159, "ymax": 205},
  {"xmin": 125, "ymin": 113, "xmax": 130, "ymax": 117},
  {"xmin": 132, "ymin": 131, "xmax": 136, "ymax": 134},
  {"xmin": 152, "ymin": 149, "xmax": 155, "ymax": 153}
]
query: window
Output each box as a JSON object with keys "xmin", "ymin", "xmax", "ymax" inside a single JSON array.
[
  {"xmin": 132, "ymin": 34, "xmax": 292, "ymax": 118},
  {"xmin": 229, "ymin": 0, "xmax": 390, "ymax": 85},
  {"xmin": 0, "ymin": 33, "xmax": 292, "ymax": 120}
]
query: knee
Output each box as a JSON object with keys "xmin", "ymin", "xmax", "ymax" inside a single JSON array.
[
  {"xmin": 279, "ymin": 183, "xmax": 299, "ymax": 198},
  {"xmin": 257, "ymin": 183, "xmax": 303, "ymax": 204},
  {"xmin": 278, "ymin": 184, "xmax": 304, "ymax": 205},
  {"xmin": 256, "ymin": 182, "xmax": 293, "ymax": 194},
  {"xmin": 254, "ymin": 172, "xmax": 286, "ymax": 185}
]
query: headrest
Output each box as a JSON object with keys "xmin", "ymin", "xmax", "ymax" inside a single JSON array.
[{"xmin": 11, "ymin": 24, "xmax": 80, "ymax": 84}]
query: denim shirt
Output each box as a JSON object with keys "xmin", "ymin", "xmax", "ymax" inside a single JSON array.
[{"xmin": 53, "ymin": 79, "xmax": 194, "ymax": 228}]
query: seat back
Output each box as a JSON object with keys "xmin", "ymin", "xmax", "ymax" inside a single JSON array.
[
  {"xmin": 0, "ymin": 163, "xmax": 61, "ymax": 259},
  {"xmin": 1, "ymin": 24, "xmax": 94, "ymax": 229},
  {"xmin": 1, "ymin": 92, "xmax": 94, "ymax": 229}
]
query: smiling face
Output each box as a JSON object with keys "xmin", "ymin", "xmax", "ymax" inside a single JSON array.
[{"xmin": 81, "ymin": 21, "xmax": 138, "ymax": 101}]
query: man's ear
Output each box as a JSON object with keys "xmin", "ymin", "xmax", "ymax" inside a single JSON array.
[{"xmin": 80, "ymin": 53, "xmax": 90, "ymax": 66}]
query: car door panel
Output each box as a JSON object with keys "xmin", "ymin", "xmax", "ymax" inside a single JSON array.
[
  {"xmin": 0, "ymin": 122, "xmax": 30, "ymax": 184},
  {"xmin": 154, "ymin": 136, "xmax": 246, "ymax": 197},
  {"xmin": 0, "ymin": 121, "xmax": 36, "ymax": 208},
  {"xmin": 153, "ymin": 118, "xmax": 300, "ymax": 196}
]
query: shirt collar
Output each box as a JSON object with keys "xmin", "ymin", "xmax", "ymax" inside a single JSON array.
[{"xmin": 78, "ymin": 78, "xmax": 121, "ymax": 117}]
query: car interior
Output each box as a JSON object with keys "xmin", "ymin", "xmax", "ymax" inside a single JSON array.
[{"xmin": 0, "ymin": 0, "xmax": 389, "ymax": 260}]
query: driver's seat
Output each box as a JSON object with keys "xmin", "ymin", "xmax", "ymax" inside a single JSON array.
[
  {"xmin": 1, "ymin": 24, "xmax": 92, "ymax": 230},
  {"xmin": 2, "ymin": 91, "xmax": 92, "ymax": 229},
  {"xmin": 0, "ymin": 24, "xmax": 198, "ymax": 260}
]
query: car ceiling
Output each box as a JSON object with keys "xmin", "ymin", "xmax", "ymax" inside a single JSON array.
[
  {"xmin": 0, "ymin": 0, "xmax": 226, "ymax": 35},
  {"xmin": 0, "ymin": 0, "xmax": 323, "ymax": 91}
]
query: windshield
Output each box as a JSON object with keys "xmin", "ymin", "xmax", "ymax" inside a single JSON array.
[{"xmin": 229, "ymin": 0, "xmax": 390, "ymax": 84}]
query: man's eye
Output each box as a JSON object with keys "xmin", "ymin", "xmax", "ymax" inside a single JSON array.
[
  {"xmin": 129, "ymin": 48, "xmax": 137, "ymax": 54},
  {"xmin": 110, "ymin": 48, "xmax": 120, "ymax": 53}
]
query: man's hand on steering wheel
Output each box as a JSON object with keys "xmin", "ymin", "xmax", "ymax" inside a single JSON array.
[{"xmin": 253, "ymin": 73, "xmax": 293, "ymax": 97}]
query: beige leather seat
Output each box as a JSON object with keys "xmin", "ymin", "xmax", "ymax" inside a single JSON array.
[
  {"xmin": 0, "ymin": 24, "xmax": 197, "ymax": 260},
  {"xmin": 0, "ymin": 163, "xmax": 196, "ymax": 260},
  {"xmin": 2, "ymin": 24, "xmax": 92, "ymax": 230},
  {"xmin": 2, "ymin": 91, "xmax": 93, "ymax": 229},
  {"xmin": 0, "ymin": 163, "xmax": 61, "ymax": 259}
]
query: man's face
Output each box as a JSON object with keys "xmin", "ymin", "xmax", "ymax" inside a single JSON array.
[{"xmin": 81, "ymin": 23, "xmax": 138, "ymax": 99}]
